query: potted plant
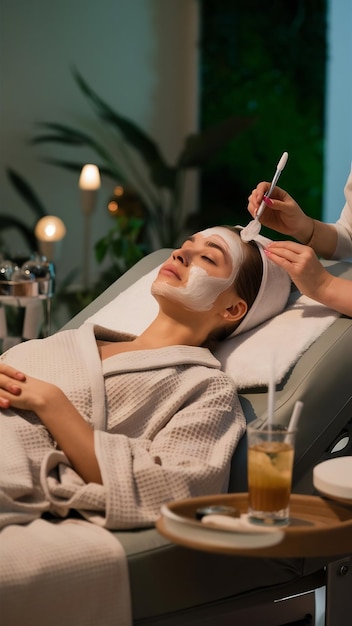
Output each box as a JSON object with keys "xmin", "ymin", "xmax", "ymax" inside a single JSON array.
[{"xmin": 31, "ymin": 68, "xmax": 253, "ymax": 249}]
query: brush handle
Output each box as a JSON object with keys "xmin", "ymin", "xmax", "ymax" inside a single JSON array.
[{"xmin": 256, "ymin": 152, "xmax": 289, "ymax": 219}]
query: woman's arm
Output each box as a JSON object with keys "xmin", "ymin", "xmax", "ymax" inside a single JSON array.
[
  {"xmin": 95, "ymin": 371, "xmax": 245, "ymax": 529},
  {"xmin": 265, "ymin": 240, "xmax": 352, "ymax": 316},
  {"xmin": 0, "ymin": 364, "xmax": 102, "ymax": 484},
  {"xmin": 248, "ymin": 182, "xmax": 338, "ymax": 258}
]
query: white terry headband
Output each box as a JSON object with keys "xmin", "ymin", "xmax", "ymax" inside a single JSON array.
[{"xmin": 228, "ymin": 229, "xmax": 292, "ymax": 338}]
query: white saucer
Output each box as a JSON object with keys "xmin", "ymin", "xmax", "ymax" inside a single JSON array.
[
  {"xmin": 160, "ymin": 504, "xmax": 284, "ymax": 550},
  {"xmin": 313, "ymin": 457, "xmax": 352, "ymax": 502}
]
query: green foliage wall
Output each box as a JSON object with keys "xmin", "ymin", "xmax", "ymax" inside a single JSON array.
[{"xmin": 199, "ymin": 0, "xmax": 326, "ymax": 234}]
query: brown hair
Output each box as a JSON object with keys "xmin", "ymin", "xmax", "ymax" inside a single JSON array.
[{"xmin": 205, "ymin": 226, "xmax": 263, "ymax": 347}]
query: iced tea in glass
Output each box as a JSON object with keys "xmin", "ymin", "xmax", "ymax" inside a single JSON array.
[{"xmin": 247, "ymin": 424, "xmax": 296, "ymax": 525}]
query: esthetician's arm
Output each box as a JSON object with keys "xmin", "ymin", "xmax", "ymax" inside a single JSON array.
[
  {"xmin": 265, "ymin": 240, "xmax": 352, "ymax": 316},
  {"xmin": 248, "ymin": 182, "xmax": 338, "ymax": 258}
]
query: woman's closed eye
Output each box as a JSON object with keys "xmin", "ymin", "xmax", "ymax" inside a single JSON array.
[{"xmin": 201, "ymin": 255, "xmax": 216, "ymax": 265}]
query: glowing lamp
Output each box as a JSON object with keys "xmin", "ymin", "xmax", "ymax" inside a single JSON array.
[
  {"xmin": 35, "ymin": 216, "xmax": 66, "ymax": 261},
  {"xmin": 79, "ymin": 164, "xmax": 101, "ymax": 215},
  {"xmin": 79, "ymin": 164, "xmax": 101, "ymax": 289}
]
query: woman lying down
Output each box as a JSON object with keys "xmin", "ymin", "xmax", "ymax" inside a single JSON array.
[{"xmin": 0, "ymin": 226, "xmax": 290, "ymax": 530}]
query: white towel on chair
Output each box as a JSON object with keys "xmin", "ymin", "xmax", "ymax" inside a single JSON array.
[
  {"xmin": 85, "ymin": 266, "xmax": 339, "ymax": 389},
  {"xmin": 215, "ymin": 291, "xmax": 339, "ymax": 388}
]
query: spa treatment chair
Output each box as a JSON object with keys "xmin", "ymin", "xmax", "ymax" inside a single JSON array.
[{"xmin": 63, "ymin": 250, "xmax": 352, "ymax": 626}]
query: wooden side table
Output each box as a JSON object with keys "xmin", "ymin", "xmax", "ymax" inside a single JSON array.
[{"xmin": 157, "ymin": 493, "xmax": 352, "ymax": 626}]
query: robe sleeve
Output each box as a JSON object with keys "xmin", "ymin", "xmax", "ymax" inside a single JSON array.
[{"xmin": 94, "ymin": 372, "xmax": 245, "ymax": 529}]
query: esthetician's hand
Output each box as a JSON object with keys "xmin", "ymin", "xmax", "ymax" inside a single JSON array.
[
  {"xmin": 265, "ymin": 240, "xmax": 352, "ymax": 317},
  {"xmin": 264, "ymin": 240, "xmax": 334, "ymax": 303},
  {"xmin": 248, "ymin": 182, "xmax": 315, "ymax": 244}
]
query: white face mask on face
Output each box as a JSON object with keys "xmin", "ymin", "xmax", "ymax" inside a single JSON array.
[{"xmin": 152, "ymin": 227, "xmax": 244, "ymax": 311}]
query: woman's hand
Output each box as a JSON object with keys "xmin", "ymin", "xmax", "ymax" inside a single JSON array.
[
  {"xmin": 264, "ymin": 240, "xmax": 331, "ymax": 298},
  {"xmin": 248, "ymin": 182, "xmax": 314, "ymax": 243},
  {"xmin": 0, "ymin": 364, "xmax": 27, "ymax": 409},
  {"xmin": 266, "ymin": 240, "xmax": 352, "ymax": 316},
  {"xmin": 0, "ymin": 363, "xmax": 102, "ymax": 484},
  {"xmin": 0, "ymin": 363, "xmax": 60, "ymax": 412}
]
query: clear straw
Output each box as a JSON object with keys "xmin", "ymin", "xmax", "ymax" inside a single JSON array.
[
  {"xmin": 267, "ymin": 353, "xmax": 276, "ymax": 427},
  {"xmin": 288, "ymin": 400, "xmax": 303, "ymax": 433}
]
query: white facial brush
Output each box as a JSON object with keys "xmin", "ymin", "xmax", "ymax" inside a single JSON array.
[{"xmin": 240, "ymin": 151, "xmax": 289, "ymax": 242}]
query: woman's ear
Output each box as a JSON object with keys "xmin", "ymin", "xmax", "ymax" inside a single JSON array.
[{"xmin": 222, "ymin": 300, "xmax": 248, "ymax": 324}]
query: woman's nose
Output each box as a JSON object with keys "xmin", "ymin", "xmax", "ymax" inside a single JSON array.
[{"xmin": 172, "ymin": 250, "xmax": 189, "ymax": 265}]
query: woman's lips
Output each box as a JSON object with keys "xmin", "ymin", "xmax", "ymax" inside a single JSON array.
[{"xmin": 159, "ymin": 264, "xmax": 181, "ymax": 280}]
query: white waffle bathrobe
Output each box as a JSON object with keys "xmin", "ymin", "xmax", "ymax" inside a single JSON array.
[{"xmin": 0, "ymin": 323, "xmax": 245, "ymax": 530}]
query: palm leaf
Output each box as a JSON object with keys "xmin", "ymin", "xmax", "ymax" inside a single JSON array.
[
  {"xmin": 178, "ymin": 115, "xmax": 255, "ymax": 167},
  {"xmin": 33, "ymin": 122, "xmax": 98, "ymax": 145},
  {"xmin": 40, "ymin": 157, "xmax": 124, "ymax": 183},
  {"xmin": 0, "ymin": 215, "xmax": 37, "ymax": 250},
  {"xmin": 6, "ymin": 169, "xmax": 47, "ymax": 218},
  {"xmin": 73, "ymin": 69, "xmax": 175, "ymax": 191},
  {"xmin": 32, "ymin": 123, "xmax": 119, "ymax": 175}
]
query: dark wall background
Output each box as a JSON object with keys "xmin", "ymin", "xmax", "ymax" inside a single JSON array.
[{"xmin": 198, "ymin": 0, "xmax": 326, "ymax": 235}]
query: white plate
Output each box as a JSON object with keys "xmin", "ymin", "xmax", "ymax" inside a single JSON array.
[
  {"xmin": 160, "ymin": 504, "xmax": 285, "ymax": 550},
  {"xmin": 313, "ymin": 457, "xmax": 352, "ymax": 503}
]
